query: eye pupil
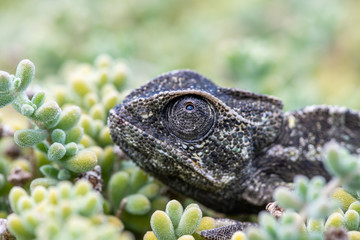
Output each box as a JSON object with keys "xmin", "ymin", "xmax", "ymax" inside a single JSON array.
[{"xmin": 186, "ymin": 104, "xmax": 194, "ymax": 111}]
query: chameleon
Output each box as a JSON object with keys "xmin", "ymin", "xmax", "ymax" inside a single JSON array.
[{"xmin": 108, "ymin": 70, "xmax": 360, "ymax": 238}]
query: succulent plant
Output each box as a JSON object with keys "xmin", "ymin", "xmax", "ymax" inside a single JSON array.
[
  {"xmin": 144, "ymin": 199, "xmax": 215, "ymax": 240},
  {"xmin": 5, "ymin": 180, "xmax": 133, "ymax": 240},
  {"xmin": 0, "ymin": 60, "xmax": 97, "ymax": 187},
  {"xmin": 51, "ymin": 55, "xmax": 128, "ymax": 184},
  {"xmin": 230, "ymin": 143, "xmax": 360, "ymax": 240},
  {"xmin": 107, "ymin": 161, "xmax": 169, "ymax": 233},
  {"xmin": 0, "ymin": 59, "xmax": 169, "ymax": 239}
]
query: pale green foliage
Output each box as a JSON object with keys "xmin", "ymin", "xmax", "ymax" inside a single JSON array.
[
  {"xmin": 108, "ymin": 171, "xmax": 129, "ymax": 210},
  {"xmin": 0, "ymin": 173, "xmax": 5, "ymax": 190},
  {"xmin": 48, "ymin": 142, "xmax": 66, "ymax": 161},
  {"xmin": 150, "ymin": 211, "xmax": 177, "ymax": 240},
  {"xmin": 58, "ymin": 150, "xmax": 97, "ymax": 173},
  {"xmin": 107, "ymin": 161, "xmax": 168, "ymax": 233},
  {"xmin": 65, "ymin": 126, "xmax": 83, "ymax": 144},
  {"xmin": 51, "ymin": 129, "xmax": 66, "ymax": 144},
  {"xmin": 324, "ymin": 212, "xmax": 344, "ymax": 231},
  {"xmin": 231, "ymin": 231, "xmax": 247, "ymax": 240},
  {"xmin": 146, "ymin": 200, "xmax": 208, "ymax": 240},
  {"xmin": 344, "ymin": 210, "xmax": 359, "ymax": 231},
  {"xmin": 333, "ymin": 188, "xmax": 358, "ymax": 211},
  {"xmin": 40, "ymin": 165, "xmax": 62, "ymax": 179},
  {"xmin": 175, "ymin": 205, "xmax": 202, "ymax": 236},
  {"xmin": 56, "ymin": 106, "xmax": 82, "ymax": 130},
  {"xmin": 274, "ymin": 175, "xmax": 337, "ymax": 219},
  {"xmin": 0, "ymin": 71, "xmax": 13, "ymax": 93},
  {"xmin": 349, "ymin": 231, "xmax": 360, "ymax": 240},
  {"xmin": 0, "ymin": 60, "xmax": 98, "ymax": 183},
  {"xmin": 125, "ymin": 194, "xmax": 151, "ymax": 215},
  {"xmin": 51, "ymin": 55, "xmax": 127, "ymax": 183},
  {"xmin": 14, "ymin": 129, "xmax": 48, "ymax": 147},
  {"xmin": 234, "ymin": 143, "xmax": 360, "ymax": 239},
  {"xmin": 166, "ymin": 200, "xmax": 183, "ymax": 228},
  {"xmin": 0, "ymin": 60, "xmax": 34, "ymax": 108},
  {"xmin": 7, "ymin": 181, "xmax": 129, "ymax": 240}
]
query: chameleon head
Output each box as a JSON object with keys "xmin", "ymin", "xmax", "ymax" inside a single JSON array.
[{"xmin": 108, "ymin": 70, "xmax": 284, "ymax": 209}]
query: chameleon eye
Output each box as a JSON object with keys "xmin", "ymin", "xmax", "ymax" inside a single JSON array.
[{"xmin": 164, "ymin": 95, "xmax": 216, "ymax": 141}]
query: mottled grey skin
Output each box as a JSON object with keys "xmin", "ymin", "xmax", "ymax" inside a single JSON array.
[{"xmin": 108, "ymin": 70, "xmax": 360, "ymax": 238}]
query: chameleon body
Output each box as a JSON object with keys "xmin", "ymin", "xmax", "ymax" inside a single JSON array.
[{"xmin": 108, "ymin": 70, "xmax": 360, "ymax": 237}]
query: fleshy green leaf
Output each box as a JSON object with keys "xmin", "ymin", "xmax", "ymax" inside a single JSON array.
[
  {"xmin": 0, "ymin": 70, "xmax": 13, "ymax": 93},
  {"xmin": 112, "ymin": 63, "xmax": 127, "ymax": 90},
  {"xmin": 324, "ymin": 143, "xmax": 357, "ymax": 178},
  {"xmin": 74, "ymin": 180, "xmax": 92, "ymax": 196},
  {"xmin": 58, "ymin": 150, "xmax": 97, "ymax": 173},
  {"xmin": 9, "ymin": 187, "xmax": 27, "ymax": 214},
  {"xmin": 102, "ymin": 91, "xmax": 118, "ymax": 113},
  {"xmin": 35, "ymin": 141, "xmax": 49, "ymax": 154},
  {"xmin": 48, "ymin": 143, "xmax": 66, "ymax": 161},
  {"xmin": 51, "ymin": 129, "xmax": 66, "ymax": 144},
  {"xmin": 7, "ymin": 213, "xmax": 35, "ymax": 239},
  {"xmin": 108, "ymin": 171, "xmax": 130, "ymax": 211},
  {"xmin": 65, "ymin": 142, "xmax": 79, "ymax": 156},
  {"xmin": 40, "ymin": 164, "xmax": 59, "ymax": 178},
  {"xmin": 150, "ymin": 210, "xmax": 177, "ymax": 240},
  {"xmin": 258, "ymin": 212, "xmax": 277, "ymax": 239},
  {"xmin": 79, "ymin": 192, "xmax": 102, "ymax": 217},
  {"xmin": 165, "ymin": 200, "xmax": 183, "ymax": 229},
  {"xmin": 30, "ymin": 178, "xmax": 58, "ymax": 191},
  {"xmin": 17, "ymin": 195, "xmax": 33, "ymax": 212},
  {"xmin": 33, "ymin": 101, "xmax": 62, "ymax": 123},
  {"xmin": 349, "ymin": 202, "xmax": 360, "ymax": 216},
  {"xmin": 31, "ymin": 186, "xmax": 48, "ymax": 203},
  {"xmin": 89, "ymin": 104, "xmax": 105, "ymax": 121},
  {"xmin": 80, "ymin": 115, "xmax": 96, "ymax": 137},
  {"xmin": 344, "ymin": 210, "xmax": 360, "ymax": 231},
  {"xmin": 0, "ymin": 93, "xmax": 17, "ymax": 108},
  {"xmin": 332, "ymin": 188, "xmax": 357, "ymax": 211},
  {"xmin": 21, "ymin": 103, "xmax": 35, "ymax": 116},
  {"xmin": 31, "ymin": 91, "xmax": 46, "ymax": 108},
  {"xmin": 307, "ymin": 218, "xmax": 324, "ymax": 233},
  {"xmin": 125, "ymin": 194, "xmax": 151, "ymax": 215},
  {"xmin": 176, "ymin": 204, "xmax": 202, "ymax": 237},
  {"xmin": 57, "ymin": 169, "xmax": 71, "ymax": 180},
  {"xmin": 71, "ymin": 75, "xmax": 92, "ymax": 97},
  {"xmin": 98, "ymin": 127, "xmax": 113, "ymax": 146},
  {"xmin": 274, "ymin": 187, "xmax": 303, "ymax": 211},
  {"xmin": 65, "ymin": 126, "xmax": 84, "ymax": 144},
  {"xmin": 55, "ymin": 106, "xmax": 82, "ymax": 130},
  {"xmin": 324, "ymin": 212, "xmax": 344, "ymax": 231},
  {"xmin": 15, "ymin": 59, "xmax": 35, "ymax": 93},
  {"xmin": 0, "ymin": 173, "xmax": 5, "ymax": 190},
  {"xmin": 138, "ymin": 183, "xmax": 160, "ymax": 200},
  {"xmin": 14, "ymin": 129, "xmax": 48, "ymax": 147},
  {"xmin": 129, "ymin": 168, "xmax": 148, "ymax": 193}
]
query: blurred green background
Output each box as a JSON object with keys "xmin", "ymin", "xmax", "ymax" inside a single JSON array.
[{"xmin": 1, "ymin": 0, "xmax": 360, "ymax": 111}]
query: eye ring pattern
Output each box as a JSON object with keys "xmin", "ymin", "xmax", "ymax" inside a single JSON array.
[{"xmin": 164, "ymin": 95, "xmax": 216, "ymax": 142}]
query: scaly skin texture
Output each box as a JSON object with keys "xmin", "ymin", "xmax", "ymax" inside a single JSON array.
[{"xmin": 108, "ymin": 70, "xmax": 360, "ymax": 215}]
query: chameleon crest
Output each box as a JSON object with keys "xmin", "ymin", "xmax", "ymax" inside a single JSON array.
[{"xmin": 108, "ymin": 70, "xmax": 360, "ymax": 213}]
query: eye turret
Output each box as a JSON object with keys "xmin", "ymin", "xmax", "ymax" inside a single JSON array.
[{"xmin": 164, "ymin": 95, "xmax": 216, "ymax": 142}]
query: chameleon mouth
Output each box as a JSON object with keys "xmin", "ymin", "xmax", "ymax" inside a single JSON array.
[{"xmin": 108, "ymin": 108, "xmax": 231, "ymax": 189}]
